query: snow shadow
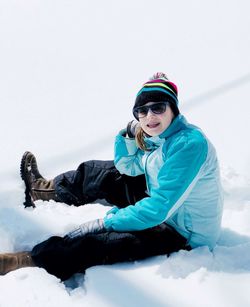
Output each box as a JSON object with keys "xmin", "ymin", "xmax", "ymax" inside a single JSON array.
[
  {"xmin": 81, "ymin": 267, "xmax": 169, "ymax": 307},
  {"xmin": 158, "ymin": 228, "xmax": 250, "ymax": 279},
  {"xmin": 182, "ymin": 72, "xmax": 250, "ymax": 110},
  {"xmin": 40, "ymin": 133, "xmax": 114, "ymax": 173},
  {"xmin": 0, "ymin": 206, "xmax": 52, "ymax": 252}
]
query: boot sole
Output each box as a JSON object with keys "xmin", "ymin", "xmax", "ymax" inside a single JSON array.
[
  {"xmin": 20, "ymin": 151, "xmax": 30, "ymax": 181},
  {"xmin": 20, "ymin": 151, "xmax": 36, "ymax": 208}
]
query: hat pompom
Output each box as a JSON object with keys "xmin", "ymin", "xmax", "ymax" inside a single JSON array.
[{"xmin": 149, "ymin": 72, "xmax": 169, "ymax": 81}]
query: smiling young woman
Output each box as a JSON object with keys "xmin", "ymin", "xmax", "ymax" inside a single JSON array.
[{"xmin": 0, "ymin": 73, "xmax": 223, "ymax": 281}]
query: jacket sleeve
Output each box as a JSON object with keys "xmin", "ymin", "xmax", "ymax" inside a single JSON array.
[
  {"xmin": 114, "ymin": 130, "xmax": 144, "ymax": 176},
  {"xmin": 104, "ymin": 133, "xmax": 208, "ymax": 231}
]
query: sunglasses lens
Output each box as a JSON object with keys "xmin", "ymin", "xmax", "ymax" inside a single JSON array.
[
  {"xmin": 133, "ymin": 102, "xmax": 169, "ymax": 119},
  {"xmin": 151, "ymin": 103, "xmax": 167, "ymax": 114},
  {"xmin": 137, "ymin": 106, "xmax": 148, "ymax": 117}
]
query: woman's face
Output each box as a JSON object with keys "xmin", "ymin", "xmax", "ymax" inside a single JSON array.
[{"xmin": 138, "ymin": 102, "xmax": 175, "ymax": 137}]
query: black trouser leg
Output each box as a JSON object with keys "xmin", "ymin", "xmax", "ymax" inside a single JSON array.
[
  {"xmin": 53, "ymin": 160, "xmax": 147, "ymax": 207},
  {"xmin": 31, "ymin": 223, "xmax": 189, "ymax": 281}
]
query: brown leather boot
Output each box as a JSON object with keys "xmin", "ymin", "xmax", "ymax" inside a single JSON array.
[
  {"xmin": 20, "ymin": 151, "xmax": 60, "ymax": 207},
  {"xmin": 0, "ymin": 252, "xmax": 36, "ymax": 275}
]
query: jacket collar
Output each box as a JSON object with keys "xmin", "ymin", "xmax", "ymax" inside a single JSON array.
[{"xmin": 160, "ymin": 114, "xmax": 187, "ymax": 139}]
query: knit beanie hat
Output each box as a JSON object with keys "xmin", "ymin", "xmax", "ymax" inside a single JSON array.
[{"xmin": 133, "ymin": 72, "xmax": 179, "ymax": 116}]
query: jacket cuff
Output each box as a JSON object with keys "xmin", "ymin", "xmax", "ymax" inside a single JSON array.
[
  {"xmin": 104, "ymin": 215, "xmax": 114, "ymax": 231},
  {"xmin": 119, "ymin": 128, "xmax": 127, "ymax": 137}
]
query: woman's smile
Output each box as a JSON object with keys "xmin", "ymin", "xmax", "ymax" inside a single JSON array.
[{"xmin": 147, "ymin": 122, "xmax": 160, "ymax": 129}]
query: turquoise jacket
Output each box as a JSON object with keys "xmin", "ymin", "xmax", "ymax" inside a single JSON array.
[{"xmin": 104, "ymin": 115, "xmax": 223, "ymax": 249}]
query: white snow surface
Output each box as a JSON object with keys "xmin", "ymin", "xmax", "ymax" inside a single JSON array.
[{"xmin": 1, "ymin": 0, "xmax": 250, "ymax": 306}]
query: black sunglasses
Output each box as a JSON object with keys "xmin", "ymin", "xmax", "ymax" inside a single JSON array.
[{"xmin": 133, "ymin": 101, "xmax": 169, "ymax": 119}]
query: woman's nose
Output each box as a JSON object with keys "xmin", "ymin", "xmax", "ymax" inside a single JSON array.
[{"xmin": 146, "ymin": 109, "xmax": 156, "ymax": 118}]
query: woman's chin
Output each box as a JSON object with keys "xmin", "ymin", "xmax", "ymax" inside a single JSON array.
[{"xmin": 144, "ymin": 128, "xmax": 162, "ymax": 137}]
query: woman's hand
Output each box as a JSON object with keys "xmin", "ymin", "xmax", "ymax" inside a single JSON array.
[
  {"xmin": 64, "ymin": 219, "xmax": 105, "ymax": 241},
  {"xmin": 126, "ymin": 120, "xmax": 140, "ymax": 138}
]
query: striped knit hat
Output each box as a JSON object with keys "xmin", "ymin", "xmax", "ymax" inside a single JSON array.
[{"xmin": 133, "ymin": 72, "xmax": 179, "ymax": 114}]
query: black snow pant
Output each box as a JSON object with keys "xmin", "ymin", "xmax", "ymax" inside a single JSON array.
[
  {"xmin": 31, "ymin": 223, "xmax": 189, "ymax": 281},
  {"xmin": 53, "ymin": 160, "xmax": 147, "ymax": 208}
]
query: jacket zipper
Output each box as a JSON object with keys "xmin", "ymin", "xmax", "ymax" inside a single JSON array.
[{"xmin": 144, "ymin": 151, "xmax": 153, "ymax": 194}]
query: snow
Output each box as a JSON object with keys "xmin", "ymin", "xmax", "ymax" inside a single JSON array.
[{"xmin": 0, "ymin": 0, "xmax": 250, "ymax": 306}]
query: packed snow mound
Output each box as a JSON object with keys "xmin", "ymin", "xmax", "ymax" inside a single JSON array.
[{"xmin": 0, "ymin": 167, "xmax": 250, "ymax": 307}]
